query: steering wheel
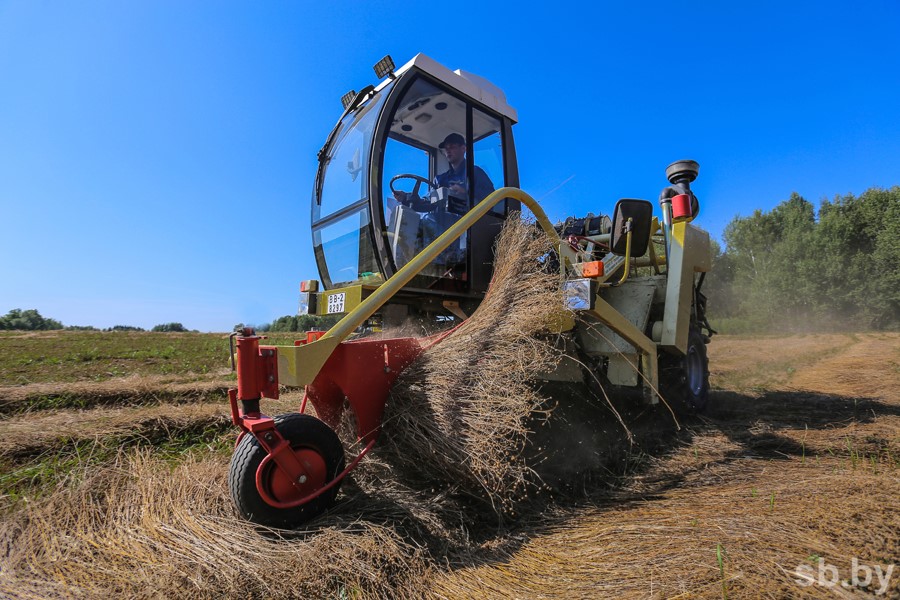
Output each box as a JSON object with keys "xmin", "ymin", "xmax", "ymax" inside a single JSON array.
[{"xmin": 390, "ymin": 174, "xmax": 435, "ymax": 201}]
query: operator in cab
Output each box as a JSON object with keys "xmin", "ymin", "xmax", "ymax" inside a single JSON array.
[
  {"xmin": 434, "ymin": 132, "xmax": 494, "ymax": 204},
  {"xmin": 391, "ymin": 133, "xmax": 494, "ymax": 264}
]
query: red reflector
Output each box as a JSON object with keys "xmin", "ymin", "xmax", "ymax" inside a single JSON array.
[
  {"xmin": 582, "ymin": 261, "xmax": 604, "ymax": 278},
  {"xmin": 294, "ymin": 331, "xmax": 326, "ymax": 346},
  {"xmin": 672, "ymin": 194, "xmax": 692, "ymax": 221}
]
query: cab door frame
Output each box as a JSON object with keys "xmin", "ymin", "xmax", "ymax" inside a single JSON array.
[{"xmin": 370, "ymin": 68, "xmax": 520, "ymax": 297}]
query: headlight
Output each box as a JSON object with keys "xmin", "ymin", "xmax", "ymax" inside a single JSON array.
[{"xmin": 564, "ymin": 278, "xmax": 595, "ymax": 311}]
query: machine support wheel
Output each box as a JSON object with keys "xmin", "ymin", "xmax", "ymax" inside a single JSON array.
[
  {"xmin": 660, "ymin": 326, "xmax": 710, "ymax": 414},
  {"xmin": 229, "ymin": 413, "xmax": 345, "ymax": 528}
]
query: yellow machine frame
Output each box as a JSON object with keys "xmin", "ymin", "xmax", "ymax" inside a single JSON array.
[{"xmin": 271, "ymin": 187, "xmax": 710, "ymax": 405}]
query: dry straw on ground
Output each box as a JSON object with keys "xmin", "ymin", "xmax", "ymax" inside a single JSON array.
[
  {"xmin": 0, "ymin": 451, "xmax": 431, "ymax": 600},
  {"xmin": 380, "ymin": 216, "xmax": 571, "ymax": 511},
  {"xmin": 0, "ymin": 404, "xmax": 230, "ymax": 462},
  {"xmin": 3, "ymin": 217, "xmax": 898, "ymax": 598},
  {"xmin": 430, "ymin": 458, "xmax": 900, "ymax": 599}
]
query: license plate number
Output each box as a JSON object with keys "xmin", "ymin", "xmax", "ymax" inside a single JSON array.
[{"xmin": 326, "ymin": 293, "xmax": 345, "ymax": 314}]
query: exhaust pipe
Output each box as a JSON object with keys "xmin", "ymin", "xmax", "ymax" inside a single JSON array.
[{"xmin": 659, "ymin": 160, "xmax": 700, "ymax": 259}]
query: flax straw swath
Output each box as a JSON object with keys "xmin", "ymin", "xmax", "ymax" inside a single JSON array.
[
  {"xmin": 0, "ymin": 451, "xmax": 432, "ymax": 600},
  {"xmin": 429, "ymin": 447, "xmax": 900, "ymax": 599},
  {"xmin": 379, "ymin": 215, "xmax": 573, "ymax": 513}
]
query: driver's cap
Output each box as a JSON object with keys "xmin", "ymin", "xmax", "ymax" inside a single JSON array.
[{"xmin": 438, "ymin": 133, "xmax": 465, "ymax": 148}]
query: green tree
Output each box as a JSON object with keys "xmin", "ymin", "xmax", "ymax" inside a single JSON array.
[
  {"xmin": 702, "ymin": 239, "xmax": 739, "ymax": 319},
  {"xmin": 152, "ymin": 322, "xmax": 188, "ymax": 332},
  {"xmin": 722, "ymin": 205, "xmax": 784, "ymax": 326},
  {"xmin": 105, "ymin": 325, "xmax": 145, "ymax": 332},
  {"xmin": 264, "ymin": 314, "xmax": 339, "ymax": 332},
  {"xmin": 0, "ymin": 309, "xmax": 64, "ymax": 330},
  {"xmin": 765, "ymin": 193, "xmax": 818, "ymax": 322},
  {"xmin": 718, "ymin": 186, "xmax": 899, "ymax": 331},
  {"xmin": 816, "ymin": 186, "xmax": 900, "ymax": 328}
]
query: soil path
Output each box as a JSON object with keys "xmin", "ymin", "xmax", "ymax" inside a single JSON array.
[
  {"xmin": 428, "ymin": 334, "xmax": 900, "ymax": 599},
  {"xmin": 787, "ymin": 333, "xmax": 899, "ymax": 400}
]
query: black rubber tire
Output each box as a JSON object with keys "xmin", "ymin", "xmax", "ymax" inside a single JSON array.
[
  {"xmin": 228, "ymin": 413, "xmax": 345, "ymax": 528},
  {"xmin": 659, "ymin": 327, "xmax": 710, "ymax": 414}
]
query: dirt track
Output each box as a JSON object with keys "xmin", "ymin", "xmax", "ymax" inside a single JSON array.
[
  {"xmin": 0, "ymin": 332, "xmax": 898, "ymax": 598},
  {"xmin": 428, "ymin": 332, "xmax": 900, "ymax": 598}
]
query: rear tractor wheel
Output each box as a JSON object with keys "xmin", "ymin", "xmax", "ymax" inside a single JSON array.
[
  {"xmin": 228, "ymin": 413, "xmax": 345, "ymax": 528},
  {"xmin": 659, "ymin": 327, "xmax": 710, "ymax": 414}
]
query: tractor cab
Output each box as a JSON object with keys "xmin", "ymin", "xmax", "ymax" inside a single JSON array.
[{"xmin": 309, "ymin": 54, "xmax": 520, "ymax": 319}]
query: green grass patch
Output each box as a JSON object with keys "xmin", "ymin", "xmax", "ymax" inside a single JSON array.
[
  {"xmin": 0, "ymin": 440, "xmax": 116, "ymax": 507},
  {"xmin": 0, "ymin": 418, "xmax": 234, "ymax": 508},
  {"xmin": 1, "ymin": 386, "xmax": 232, "ymax": 416},
  {"xmin": 0, "ymin": 330, "xmax": 319, "ymax": 386},
  {"xmin": 0, "ymin": 331, "xmax": 234, "ymax": 385}
]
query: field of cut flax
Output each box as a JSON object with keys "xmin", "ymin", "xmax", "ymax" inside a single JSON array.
[
  {"xmin": 1, "ymin": 329, "xmax": 898, "ymax": 598},
  {"xmin": 0, "ymin": 285, "xmax": 897, "ymax": 596}
]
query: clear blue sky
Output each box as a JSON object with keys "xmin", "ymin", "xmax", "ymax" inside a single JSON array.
[{"xmin": 1, "ymin": 1, "xmax": 898, "ymax": 331}]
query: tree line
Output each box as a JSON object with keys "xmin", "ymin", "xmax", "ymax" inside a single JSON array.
[
  {"xmin": 0, "ymin": 309, "xmax": 63, "ymax": 331},
  {"xmin": 255, "ymin": 314, "xmax": 340, "ymax": 333},
  {"xmin": 0, "ymin": 306, "xmax": 337, "ymax": 334},
  {"xmin": 0, "ymin": 309, "xmax": 192, "ymax": 333},
  {"xmin": 704, "ymin": 186, "xmax": 899, "ymax": 332},
  {"xmin": 4, "ymin": 185, "xmax": 897, "ymax": 334}
]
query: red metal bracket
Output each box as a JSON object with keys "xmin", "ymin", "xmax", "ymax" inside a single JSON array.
[
  {"xmin": 230, "ymin": 330, "xmax": 318, "ymax": 504},
  {"xmin": 247, "ymin": 416, "xmax": 321, "ymax": 502},
  {"xmin": 294, "ymin": 330, "xmax": 326, "ymax": 346},
  {"xmin": 303, "ymin": 337, "xmax": 423, "ymax": 443},
  {"xmin": 229, "ymin": 330, "xmax": 429, "ymax": 510},
  {"xmin": 227, "ymin": 394, "xmax": 318, "ymax": 501},
  {"xmin": 235, "ymin": 333, "xmax": 279, "ymax": 402}
]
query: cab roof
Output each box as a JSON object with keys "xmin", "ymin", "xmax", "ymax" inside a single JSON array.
[{"xmin": 376, "ymin": 54, "xmax": 518, "ymax": 123}]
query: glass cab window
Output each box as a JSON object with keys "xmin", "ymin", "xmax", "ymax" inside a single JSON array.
[
  {"xmin": 316, "ymin": 93, "xmax": 386, "ymax": 222},
  {"xmin": 313, "ymin": 92, "xmax": 387, "ymax": 289},
  {"xmin": 473, "ymin": 109, "xmax": 505, "ymax": 216},
  {"xmin": 311, "ymin": 71, "xmax": 512, "ymax": 294},
  {"xmin": 313, "ymin": 208, "xmax": 380, "ymax": 288},
  {"xmin": 380, "ymin": 77, "xmax": 505, "ymax": 290}
]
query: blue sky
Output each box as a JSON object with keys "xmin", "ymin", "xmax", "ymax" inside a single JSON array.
[{"xmin": 1, "ymin": 1, "xmax": 898, "ymax": 331}]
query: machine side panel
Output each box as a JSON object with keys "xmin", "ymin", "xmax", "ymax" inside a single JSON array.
[
  {"xmin": 584, "ymin": 282, "xmax": 657, "ymax": 355},
  {"xmin": 661, "ymin": 222, "xmax": 711, "ymax": 353},
  {"xmin": 578, "ymin": 281, "xmax": 656, "ymax": 387}
]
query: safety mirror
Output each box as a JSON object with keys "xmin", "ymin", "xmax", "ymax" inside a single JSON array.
[{"xmin": 610, "ymin": 199, "xmax": 654, "ymax": 257}]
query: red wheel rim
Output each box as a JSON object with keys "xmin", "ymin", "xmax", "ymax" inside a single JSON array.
[{"xmin": 259, "ymin": 448, "xmax": 327, "ymax": 504}]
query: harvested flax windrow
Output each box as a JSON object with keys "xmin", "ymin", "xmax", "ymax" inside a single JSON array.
[{"xmin": 380, "ymin": 215, "xmax": 574, "ymax": 513}]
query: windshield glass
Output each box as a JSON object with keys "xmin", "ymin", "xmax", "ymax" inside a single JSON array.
[
  {"xmin": 315, "ymin": 91, "xmax": 387, "ymax": 223},
  {"xmin": 380, "ymin": 76, "xmax": 502, "ymax": 293},
  {"xmin": 313, "ymin": 207, "xmax": 381, "ymax": 288}
]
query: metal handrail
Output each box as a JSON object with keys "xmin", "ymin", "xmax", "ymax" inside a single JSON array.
[{"xmin": 319, "ymin": 187, "xmax": 572, "ymax": 344}]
